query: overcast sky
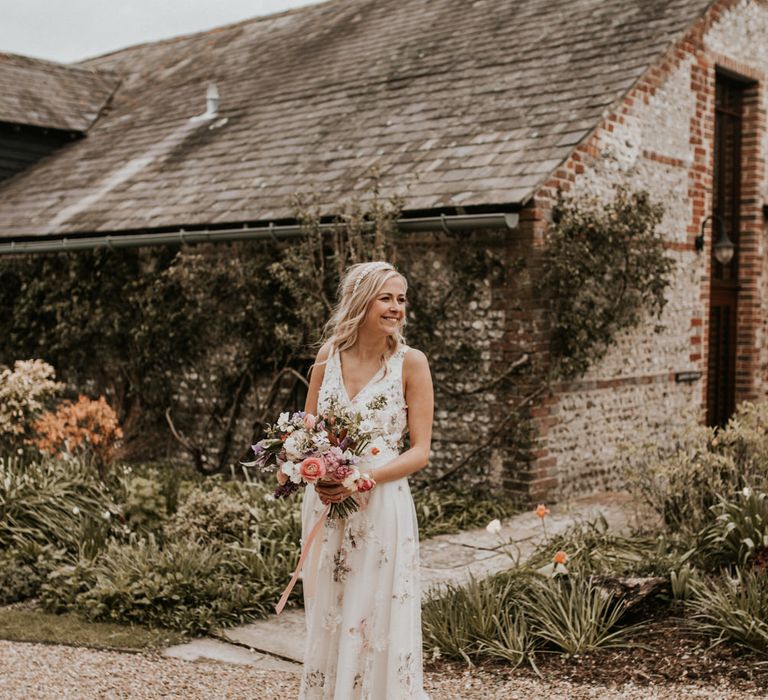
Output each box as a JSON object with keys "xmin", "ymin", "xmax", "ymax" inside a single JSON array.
[{"xmin": 0, "ymin": 0, "xmax": 322, "ymax": 64}]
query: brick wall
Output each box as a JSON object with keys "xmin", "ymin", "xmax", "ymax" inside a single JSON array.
[{"xmin": 515, "ymin": 0, "xmax": 768, "ymax": 501}]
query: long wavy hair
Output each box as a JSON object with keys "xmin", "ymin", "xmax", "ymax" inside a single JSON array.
[{"xmin": 311, "ymin": 261, "xmax": 408, "ymax": 378}]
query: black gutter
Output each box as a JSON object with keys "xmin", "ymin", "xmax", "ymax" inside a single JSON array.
[{"xmin": 0, "ymin": 212, "xmax": 520, "ymax": 256}]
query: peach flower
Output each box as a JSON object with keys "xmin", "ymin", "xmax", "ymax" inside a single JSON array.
[
  {"xmin": 299, "ymin": 457, "xmax": 326, "ymax": 482},
  {"xmin": 553, "ymin": 550, "xmax": 568, "ymax": 565},
  {"xmin": 535, "ymin": 504, "xmax": 550, "ymax": 519},
  {"xmin": 303, "ymin": 413, "xmax": 317, "ymax": 430}
]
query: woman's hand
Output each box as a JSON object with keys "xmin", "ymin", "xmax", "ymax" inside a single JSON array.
[{"xmin": 315, "ymin": 481, "xmax": 356, "ymax": 505}]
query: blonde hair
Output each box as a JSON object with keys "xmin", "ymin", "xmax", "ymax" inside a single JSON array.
[{"xmin": 311, "ymin": 261, "xmax": 408, "ymax": 377}]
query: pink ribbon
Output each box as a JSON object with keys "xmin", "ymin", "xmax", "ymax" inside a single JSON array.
[{"xmin": 275, "ymin": 503, "xmax": 330, "ymax": 615}]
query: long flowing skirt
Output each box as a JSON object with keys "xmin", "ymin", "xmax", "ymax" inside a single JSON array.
[{"xmin": 299, "ymin": 451, "xmax": 429, "ymax": 700}]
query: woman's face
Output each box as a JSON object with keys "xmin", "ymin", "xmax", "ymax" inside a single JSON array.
[{"xmin": 360, "ymin": 275, "xmax": 407, "ymax": 338}]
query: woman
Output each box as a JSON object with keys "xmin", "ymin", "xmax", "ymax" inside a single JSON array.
[{"xmin": 298, "ymin": 261, "xmax": 434, "ymax": 699}]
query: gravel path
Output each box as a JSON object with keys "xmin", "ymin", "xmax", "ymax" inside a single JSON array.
[{"xmin": 1, "ymin": 640, "xmax": 766, "ymax": 699}]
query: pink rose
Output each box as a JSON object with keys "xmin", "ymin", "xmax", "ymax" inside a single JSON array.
[
  {"xmin": 303, "ymin": 413, "xmax": 317, "ymax": 430},
  {"xmin": 357, "ymin": 476, "xmax": 376, "ymax": 493},
  {"xmin": 299, "ymin": 457, "xmax": 326, "ymax": 483}
]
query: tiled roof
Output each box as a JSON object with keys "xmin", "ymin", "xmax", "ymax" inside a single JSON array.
[
  {"xmin": 0, "ymin": 0, "xmax": 714, "ymax": 237},
  {"xmin": 0, "ymin": 52, "xmax": 118, "ymax": 133}
]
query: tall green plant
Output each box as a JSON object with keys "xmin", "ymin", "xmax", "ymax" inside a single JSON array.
[{"xmin": 540, "ymin": 186, "xmax": 673, "ymax": 379}]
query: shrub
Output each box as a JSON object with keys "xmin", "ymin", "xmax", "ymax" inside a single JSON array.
[
  {"xmin": 421, "ymin": 570, "xmax": 538, "ymax": 664},
  {"xmin": 41, "ymin": 531, "xmax": 297, "ymax": 634},
  {"xmin": 522, "ymin": 575, "xmax": 644, "ymax": 656},
  {"xmin": 0, "ymin": 359, "xmax": 63, "ymax": 455},
  {"xmin": 31, "ymin": 394, "xmax": 123, "ymax": 472},
  {"xmin": 412, "ymin": 484, "xmax": 519, "ymax": 539},
  {"xmin": 0, "ymin": 453, "xmax": 118, "ymax": 553},
  {"xmin": 625, "ymin": 401, "xmax": 768, "ymax": 537},
  {"xmin": 688, "ymin": 568, "xmax": 768, "ymax": 660},
  {"xmin": 164, "ymin": 485, "xmax": 252, "ymax": 544},
  {"xmin": 525, "ymin": 515, "xmax": 676, "ymax": 577},
  {"xmin": 119, "ymin": 474, "xmax": 169, "ymax": 536},
  {"xmin": 696, "ymin": 487, "xmax": 768, "ymax": 571},
  {"xmin": 0, "ymin": 542, "xmax": 72, "ymax": 605}
]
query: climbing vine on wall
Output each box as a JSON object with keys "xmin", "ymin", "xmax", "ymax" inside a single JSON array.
[{"xmin": 539, "ymin": 186, "xmax": 674, "ymax": 380}]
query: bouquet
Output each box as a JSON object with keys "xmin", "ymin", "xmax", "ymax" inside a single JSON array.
[{"xmin": 243, "ymin": 396, "xmax": 381, "ymax": 519}]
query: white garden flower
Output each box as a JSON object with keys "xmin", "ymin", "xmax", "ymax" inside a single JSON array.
[
  {"xmin": 101, "ymin": 510, "xmax": 111, "ymax": 520},
  {"xmin": 72, "ymin": 506, "xmax": 81, "ymax": 515},
  {"xmin": 743, "ymin": 486, "xmax": 753, "ymax": 498},
  {"xmin": 342, "ymin": 468, "xmax": 361, "ymax": 491},
  {"xmin": 283, "ymin": 434, "xmax": 304, "ymax": 461},
  {"xmin": 263, "ymin": 493, "xmax": 276, "ymax": 502},
  {"xmin": 485, "ymin": 519, "xmax": 502, "ymax": 534},
  {"xmin": 277, "ymin": 411, "xmax": 291, "ymax": 430},
  {"xmin": 281, "ymin": 460, "xmax": 302, "ymax": 484},
  {"xmin": 312, "ymin": 431, "xmax": 330, "ymax": 450}
]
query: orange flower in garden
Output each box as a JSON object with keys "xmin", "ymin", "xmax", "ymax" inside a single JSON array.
[
  {"xmin": 31, "ymin": 394, "xmax": 123, "ymax": 466},
  {"xmin": 535, "ymin": 504, "xmax": 550, "ymax": 519},
  {"xmin": 371, "ymin": 447, "xmax": 380, "ymax": 456},
  {"xmin": 553, "ymin": 550, "xmax": 568, "ymax": 565}
]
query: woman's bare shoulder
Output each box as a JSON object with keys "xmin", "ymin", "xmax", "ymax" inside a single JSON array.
[
  {"xmin": 403, "ymin": 345, "xmax": 429, "ymax": 366},
  {"xmin": 317, "ymin": 340, "xmax": 334, "ymax": 362}
]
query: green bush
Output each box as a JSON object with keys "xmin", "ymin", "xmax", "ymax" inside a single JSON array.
[
  {"xmin": 41, "ymin": 531, "xmax": 298, "ymax": 634},
  {"xmin": 164, "ymin": 485, "xmax": 251, "ymax": 544},
  {"xmin": 522, "ymin": 575, "xmax": 643, "ymax": 656},
  {"xmin": 40, "ymin": 475, "xmax": 303, "ymax": 633},
  {"xmin": 624, "ymin": 402, "xmax": 768, "ymax": 535},
  {"xmin": 422, "ymin": 569, "xmax": 538, "ymax": 664},
  {"xmin": 0, "ymin": 542, "xmax": 71, "ymax": 604},
  {"xmin": 0, "ymin": 453, "xmax": 118, "ymax": 553},
  {"xmin": 413, "ymin": 484, "xmax": 519, "ymax": 539},
  {"xmin": 526, "ymin": 516, "xmax": 670, "ymax": 577},
  {"xmin": 696, "ymin": 487, "xmax": 768, "ymax": 571},
  {"xmin": 688, "ymin": 568, "xmax": 768, "ymax": 660},
  {"xmin": 422, "ymin": 565, "xmax": 643, "ymax": 667},
  {"xmin": 120, "ymin": 474, "xmax": 168, "ymax": 535}
]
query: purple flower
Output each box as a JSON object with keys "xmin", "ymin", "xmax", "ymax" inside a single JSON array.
[
  {"xmin": 274, "ymin": 480, "xmax": 302, "ymax": 499},
  {"xmin": 251, "ymin": 443, "xmax": 265, "ymax": 455}
]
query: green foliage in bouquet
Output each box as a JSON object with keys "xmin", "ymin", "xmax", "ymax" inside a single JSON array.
[{"xmin": 539, "ymin": 186, "xmax": 673, "ymax": 379}]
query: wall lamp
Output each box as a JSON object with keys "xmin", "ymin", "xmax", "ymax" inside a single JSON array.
[{"xmin": 695, "ymin": 214, "xmax": 735, "ymax": 265}]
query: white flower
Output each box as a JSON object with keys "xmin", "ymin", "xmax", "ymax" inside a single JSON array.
[
  {"xmin": 277, "ymin": 411, "xmax": 291, "ymax": 429},
  {"xmin": 283, "ymin": 434, "xmax": 304, "ymax": 461},
  {"xmin": 358, "ymin": 419, "xmax": 376, "ymax": 435},
  {"xmin": 743, "ymin": 486, "xmax": 753, "ymax": 498},
  {"xmin": 280, "ymin": 460, "xmax": 302, "ymax": 484},
  {"xmin": 485, "ymin": 519, "xmax": 502, "ymax": 534},
  {"xmin": 342, "ymin": 468, "xmax": 361, "ymax": 491},
  {"xmin": 263, "ymin": 493, "xmax": 276, "ymax": 502},
  {"xmin": 101, "ymin": 510, "xmax": 111, "ymax": 520},
  {"xmin": 312, "ymin": 432, "xmax": 330, "ymax": 450},
  {"xmin": 72, "ymin": 506, "xmax": 81, "ymax": 516}
]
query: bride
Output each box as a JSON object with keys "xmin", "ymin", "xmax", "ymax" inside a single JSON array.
[{"xmin": 298, "ymin": 260, "xmax": 434, "ymax": 699}]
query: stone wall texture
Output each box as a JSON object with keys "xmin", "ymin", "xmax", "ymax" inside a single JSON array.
[{"xmin": 522, "ymin": 0, "xmax": 768, "ymax": 501}]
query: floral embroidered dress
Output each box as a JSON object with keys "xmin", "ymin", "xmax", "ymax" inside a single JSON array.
[{"xmin": 299, "ymin": 343, "xmax": 429, "ymax": 700}]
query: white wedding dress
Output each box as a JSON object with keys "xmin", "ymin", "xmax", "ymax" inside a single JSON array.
[{"xmin": 299, "ymin": 343, "xmax": 429, "ymax": 700}]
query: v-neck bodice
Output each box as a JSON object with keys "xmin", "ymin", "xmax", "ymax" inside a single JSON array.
[{"xmin": 317, "ymin": 344, "xmax": 409, "ymax": 453}]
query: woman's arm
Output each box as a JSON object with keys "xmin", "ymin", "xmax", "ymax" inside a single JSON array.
[{"xmin": 369, "ymin": 348, "xmax": 434, "ymax": 485}]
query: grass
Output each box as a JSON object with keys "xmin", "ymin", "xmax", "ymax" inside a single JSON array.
[{"xmin": 0, "ymin": 600, "xmax": 189, "ymax": 651}]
